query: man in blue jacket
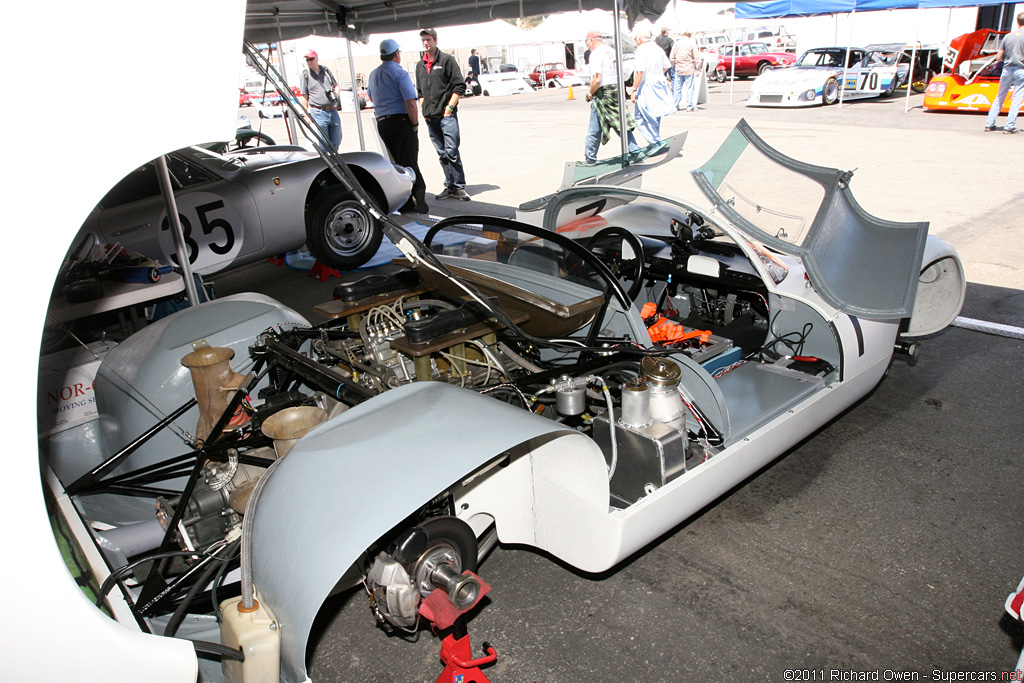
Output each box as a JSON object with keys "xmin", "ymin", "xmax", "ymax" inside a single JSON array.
[{"xmin": 416, "ymin": 28, "xmax": 470, "ymax": 201}]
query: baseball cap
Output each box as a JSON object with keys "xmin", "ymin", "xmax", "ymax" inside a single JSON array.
[
  {"xmin": 304, "ymin": 49, "xmax": 318, "ymax": 59},
  {"xmin": 586, "ymin": 30, "xmax": 602, "ymax": 41},
  {"xmin": 419, "ymin": 28, "xmax": 437, "ymax": 39},
  {"xmin": 379, "ymin": 38, "xmax": 400, "ymax": 56}
]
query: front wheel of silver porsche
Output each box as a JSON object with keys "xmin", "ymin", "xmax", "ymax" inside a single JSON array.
[{"xmin": 307, "ymin": 186, "xmax": 384, "ymax": 271}]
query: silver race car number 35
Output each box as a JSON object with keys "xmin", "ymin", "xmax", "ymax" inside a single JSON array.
[{"xmin": 157, "ymin": 192, "xmax": 244, "ymax": 269}]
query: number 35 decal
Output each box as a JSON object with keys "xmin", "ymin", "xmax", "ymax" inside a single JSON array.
[{"xmin": 159, "ymin": 197, "xmax": 241, "ymax": 268}]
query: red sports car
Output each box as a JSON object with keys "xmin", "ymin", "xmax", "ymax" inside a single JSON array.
[
  {"xmin": 714, "ymin": 41, "xmax": 796, "ymax": 81},
  {"xmin": 528, "ymin": 62, "xmax": 584, "ymax": 88}
]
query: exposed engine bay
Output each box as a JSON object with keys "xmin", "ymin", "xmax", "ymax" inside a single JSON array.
[{"xmin": 63, "ymin": 203, "xmax": 821, "ymax": 638}]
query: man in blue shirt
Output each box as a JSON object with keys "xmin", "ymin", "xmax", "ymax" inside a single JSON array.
[{"xmin": 368, "ymin": 38, "xmax": 428, "ymax": 213}]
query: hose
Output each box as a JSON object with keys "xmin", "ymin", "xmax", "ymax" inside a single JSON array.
[
  {"xmin": 240, "ymin": 456, "xmax": 286, "ymax": 610},
  {"xmin": 164, "ymin": 546, "xmax": 234, "ymax": 638},
  {"xmin": 591, "ymin": 375, "xmax": 618, "ymax": 481},
  {"xmin": 191, "ymin": 639, "xmax": 244, "ymax": 662}
]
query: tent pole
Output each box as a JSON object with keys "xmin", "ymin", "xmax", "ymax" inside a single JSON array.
[
  {"xmin": 155, "ymin": 156, "xmax": 201, "ymax": 307},
  {"xmin": 275, "ymin": 13, "xmax": 299, "ymax": 146},
  {"xmin": 347, "ymin": 39, "xmax": 366, "ymax": 151},
  {"xmin": 839, "ymin": 10, "xmax": 856, "ymax": 109},
  {"xmin": 729, "ymin": 29, "xmax": 737, "ymax": 105},
  {"xmin": 612, "ymin": 0, "xmax": 629, "ymax": 161},
  {"xmin": 942, "ymin": 7, "xmax": 952, "ymax": 72},
  {"xmin": 905, "ymin": 8, "xmax": 921, "ymax": 114}
]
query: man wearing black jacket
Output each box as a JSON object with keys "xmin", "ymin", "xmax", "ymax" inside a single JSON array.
[{"xmin": 416, "ymin": 28, "xmax": 470, "ymax": 201}]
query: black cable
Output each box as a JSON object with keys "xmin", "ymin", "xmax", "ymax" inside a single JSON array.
[
  {"xmin": 191, "ymin": 639, "xmax": 245, "ymax": 662},
  {"xmin": 211, "ymin": 543, "xmax": 242, "ymax": 622},
  {"xmin": 95, "ymin": 550, "xmax": 209, "ymax": 608},
  {"xmin": 165, "ymin": 540, "xmax": 239, "ymax": 638}
]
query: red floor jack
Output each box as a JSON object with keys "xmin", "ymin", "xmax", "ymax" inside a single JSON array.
[{"xmin": 418, "ymin": 571, "xmax": 497, "ymax": 683}]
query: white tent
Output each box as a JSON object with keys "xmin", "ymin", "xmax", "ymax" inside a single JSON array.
[{"xmin": 527, "ymin": 8, "xmax": 630, "ymax": 42}]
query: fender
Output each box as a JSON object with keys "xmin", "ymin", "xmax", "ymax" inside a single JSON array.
[
  {"xmin": 248, "ymin": 381, "xmax": 588, "ymax": 683},
  {"xmin": 903, "ymin": 234, "xmax": 966, "ymax": 338}
]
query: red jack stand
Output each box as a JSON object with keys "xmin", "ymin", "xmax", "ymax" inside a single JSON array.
[
  {"xmin": 309, "ymin": 261, "xmax": 342, "ymax": 282},
  {"xmin": 435, "ymin": 627, "xmax": 496, "ymax": 683},
  {"xmin": 266, "ymin": 254, "xmax": 285, "ymax": 266},
  {"xmin": 418, "ymin": 571, "xmax": 496, "ymax": 683}
]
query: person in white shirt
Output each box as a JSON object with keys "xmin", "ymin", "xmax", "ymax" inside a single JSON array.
[{"xmin": 630, "ymin": 28, "xmax": 675, "ymax": 144}]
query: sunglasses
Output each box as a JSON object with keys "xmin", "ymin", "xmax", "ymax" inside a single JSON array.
[{"xmin": 305, "ymin": 56, "xmax": 315, "ymax": 61}]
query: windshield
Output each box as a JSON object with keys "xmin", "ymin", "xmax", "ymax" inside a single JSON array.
[
  {"xmin": 796, "ymin": 50, "xmax": 843, "ymax": 67},
  {"xmin": 748, "ymin": 43, "xmax": 768, "ymax": 55},
  {"xmin": 691, "ymin": 127, "xmax": 822, "ymax": 245},
  {"xmin": 692, "ymin": 119, "xmax": 928, "ymax": 319}
]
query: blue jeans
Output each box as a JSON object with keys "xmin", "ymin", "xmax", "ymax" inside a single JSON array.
[
  {"xmin": 672, "ymin": 73, "xmax": 696, "ymax": 109},
  {"xmin": 425, "ymin": 113, "xmax": 466, "ymax": 190},
  {"xmin": 310, "ymin": 107, "xmax": 342, "ymax": 150},
  {"xmin": 985, "ymin": 64, "xmax": 1024, "ymax": 131},
  {"xmin": 632, "ymin": 84, "xmax": 662, "ymax": 145},
  {"xmin": 584, "ymin": 103, "xmax": 640, "ymax": 163}
]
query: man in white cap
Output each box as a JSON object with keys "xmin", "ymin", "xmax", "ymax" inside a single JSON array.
[
  {"xmin": 298, "ymin": 50, "xmax": 342, "ymax": 150},
  {"xmin": 368, "ymin": 38, "xmax": 427, "ymax": 213}
]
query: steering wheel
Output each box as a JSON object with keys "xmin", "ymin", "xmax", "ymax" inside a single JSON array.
[{"xmin": 584, "ymin": 227, "xmax": 647, "ymax": 301}]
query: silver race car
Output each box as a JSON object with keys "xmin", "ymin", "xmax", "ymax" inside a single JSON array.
[
  {"xmin": 77, "ymin": 144, "xmax": 415, "ymax": 273},
  {"xmin": 747, "ymin": 47, "xmax": 908, "ymax": 107},
  {"xmin": 45, "ymin": 123, "xmax": 965, "ymax": 682}
]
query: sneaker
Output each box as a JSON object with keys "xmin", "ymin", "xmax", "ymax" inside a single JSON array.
[
  {"xmin": 984, "ymin": 124, "xmax": 998, "ymax": 131},
  {"xmin": 435, "ymin": 187, "xmax": 455, "ymax": 200},
  {"xmin": 451, "ymin": 188, "xmax": 471, "ymax": 201},
  {"xmin": 1004, "ymin": 128, "xmax": 1017, "ymax": 135}
]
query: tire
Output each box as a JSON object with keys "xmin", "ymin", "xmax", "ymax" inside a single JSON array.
[
  {"xmin": 715, "ymin": 68, "xmax": 727, "ymax": 83},
  {"xmin": 822, "ymin": 77, "xmax": 840, "ymax": 105},
  {"xmin": 414, "ymin": 517, "xmax": 478, "ymax": 574},
  {"xmin": 757, "ymin": 62, "xmax": 774, "ymax": 75},
  {"xmin": 911, "ymin": 69, "xmax": 933, "ymax": 94},
  {"xmin": 881, "ymin": 74, "xmax": 899, "ymax": 97},
  {"xmin": 306, "ymin": 186, "xmax": 383, "ymax": 271}
]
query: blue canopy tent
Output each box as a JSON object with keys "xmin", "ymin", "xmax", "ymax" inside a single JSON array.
[{"xmin": 735, "ymin": 0, "xmax": 1010, "ymax": 19}]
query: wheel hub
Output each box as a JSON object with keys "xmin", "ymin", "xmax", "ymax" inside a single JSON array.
[{"xmin": 326, "ymin": 203, "xmax": 370, "ymax": 254}]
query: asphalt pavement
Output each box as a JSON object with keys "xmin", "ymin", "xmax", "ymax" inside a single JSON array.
[{"xmin": 212, "ymin": 79, "xmax": 1024, "ymax": 682}]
